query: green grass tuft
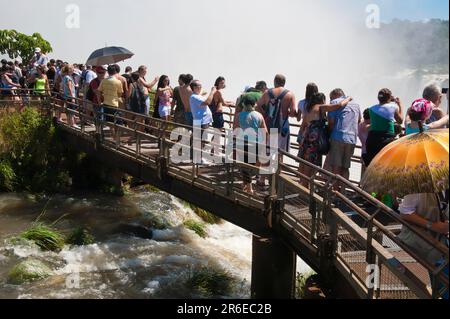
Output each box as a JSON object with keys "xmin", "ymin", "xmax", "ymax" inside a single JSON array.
[
  {"xmin": 183, "ymin": 219, "xmax": 208, "ymax": 238},
  {"xmin": 145, "ymin": 184, "xmax": 161, "ymax": 193},
  {"xmin": 66, "ymin": 227, "xmax": 95, "ymax": 246},
  {"xmin": 20, "ymin": 223, "xmax": 65, "ymax": 252},
  {"xmin": 186, "ymin": 267, "xmax": 235, "ymax": 297},
  {"xmin": 148, "ymin": 216, "xmax": 170, "ymax": 230},
  {"xmin": 8, "ymin": 258, "xmax": 52, "ymax": 285},
  {"xmin": 188, "ymin": 204, "xmax": 222, "ymax": 225}
]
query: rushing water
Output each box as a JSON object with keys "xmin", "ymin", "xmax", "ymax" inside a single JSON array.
[{"xmin": 0, "ymin": 189, "xmax": 311, "ymax": 299}]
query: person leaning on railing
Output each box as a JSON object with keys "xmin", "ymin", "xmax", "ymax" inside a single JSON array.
[
  {"xmin": 398, "ymin": 193, "xmax": 449, "ymax": 299},
  {"xmin": 0, "ymin": 65, "xmax": 21, "ymax": 103},
  {"xmin": 234, "ymin": 94, "xmax": 269, "ymax": 194}
]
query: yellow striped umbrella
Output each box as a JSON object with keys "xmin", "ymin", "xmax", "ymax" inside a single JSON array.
[{"xmin": 361, "ymin": 129, "xmax": 449, "ymax": 197}]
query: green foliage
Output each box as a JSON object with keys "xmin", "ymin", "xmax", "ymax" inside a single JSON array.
[
  {"xmin": 0, "ymin": 108, "xmax": 71, "ymax": 193},
  {"xmin": 184, "ymin": 219, "xmax": 207, "ymax": 238},
  {"xmin": 295, "ymin": 271, "xmax": 318, "ymax": 299},
  {"xmin": 0, "ymin": 108, "xmax": 123, "ymax": 194},
  {"xmin": 20, "ymin": 223, "xmax": 65, "ymax": 252},
  {"xmin": 0, "ymin": 30, "xmax": 53, "ymax": 65},
  {"xmin": 66, "ymin": 227, "xmax": 95, "ymax": 246},
  {"xmin": 0, "ymin": 159, "xmax": 15, "ymax": 191},
  {"xmin": 186, "ymin": 267, "xmax": 235, "ymax": 297},
  {"xmin": 8, "ymin": 258, "xmax": 52, "ymax": 285},
  {"xmin": 188, "ymin": 203, "xmax": 222, "ymax": 225}
]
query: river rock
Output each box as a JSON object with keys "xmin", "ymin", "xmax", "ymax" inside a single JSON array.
[
  {"xmin": 8, "ymin": 258, "xmax": 53, "ymax": 285},
  {"xmin": 116, "ymin": 223, "xmax": 153, "ymax": 239}
]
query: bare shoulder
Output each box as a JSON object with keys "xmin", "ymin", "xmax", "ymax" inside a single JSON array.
[
  {"xmin": 287, "ymin": 91, "xmax": 295, "ymax": 99},
  {"xmin": 260, "ymin": 91, "xmax": 269, "ymax": 100},
  {"xmin": 433, "ymin": 108, "xmax": 445, "ymax": 118}
]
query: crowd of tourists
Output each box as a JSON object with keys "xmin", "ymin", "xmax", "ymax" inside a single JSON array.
[
  {"xmin": 0, "ymin": 48, "xmax": 449, "ymax": 298},
  {"xmin": 1, "ymin": 50, "xmax": 449, "ymax": 188}
]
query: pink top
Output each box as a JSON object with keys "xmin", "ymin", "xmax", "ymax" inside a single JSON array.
[{"xmin": 159, "ymin": 90, "xmax": 171, "ymax": 107}]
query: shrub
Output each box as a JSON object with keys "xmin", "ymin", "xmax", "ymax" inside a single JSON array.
[
  {"xmin": 0, "ymin": 107, "xmax": 70, "ymax": 192},
  {"xmin": 0, "ymin": 158, "xmax": 15, "ymax": 191}
]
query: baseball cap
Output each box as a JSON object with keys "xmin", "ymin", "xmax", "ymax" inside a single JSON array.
[
  {"xmin": 96, "ymin": 65, "xmax": 107, "ymax": 73},
  {"xmin": 242, "ymin": 85, "xmax": 252, "ymax": 93},
  {"xmin": 35, "ymin": 47, "xmax": 42, "ymax": 53}
]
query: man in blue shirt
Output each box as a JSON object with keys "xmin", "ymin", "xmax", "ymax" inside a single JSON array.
[
  {"xmin": 327, "ymin": 88, "xmax": 361, "ymax": 182},
  {"xmin": 189, "ymin": 80, "xmax": 217, "ymax": 164},
  {"xmin": 189, "ymin": 80, "xmax": 216, "ymax": 128}
]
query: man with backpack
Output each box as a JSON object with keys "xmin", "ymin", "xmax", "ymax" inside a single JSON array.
[
  {"xmin": 256, "ymin": 74, "xmax": 297, "ymax": 153},
  {"xmin": 128, "ymin": 72, "xmax": 147, "ymax": 115},
  {"xmin": 81, "ymin": 65, "xmax": 97, "ymax": 94}
]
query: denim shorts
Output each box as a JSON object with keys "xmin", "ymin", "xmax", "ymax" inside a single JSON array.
[{"xmin": 159, "ymin": 105, "xmax": 171, "ymax": 118}]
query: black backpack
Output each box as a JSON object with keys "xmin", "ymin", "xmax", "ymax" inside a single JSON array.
[
  {"xmin": 316, "ymin": 109, "xmax": 331, "ymax": 155},
  {"xmin": 129, "ymin": 83, "xmax": 147, "ymax": 114}
]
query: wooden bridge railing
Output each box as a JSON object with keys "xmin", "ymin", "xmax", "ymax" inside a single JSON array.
[
  {"xmin": 277, "ymin": 150, "xmax": 448, "ymax": 299},
  {"xmin": 0, "ymin": 90, "xmax": 448, "ymax": 299}
]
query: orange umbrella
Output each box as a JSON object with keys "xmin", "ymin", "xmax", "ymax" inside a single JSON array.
[{"xmin": 361, "ymin": 129, "xmax": 449, "ymax": 197}]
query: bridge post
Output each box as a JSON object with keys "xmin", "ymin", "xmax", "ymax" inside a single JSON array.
[
  {"xmin": 157, "ymin": 138, "xmax": 169, "ymax": 180},
  {"xmin": 318, "ymin": 187, "xmax": 339, "ymax": 296},
  {"xmin": 251, "ymin": 235, "xmax": 296, "ymax": 299}
]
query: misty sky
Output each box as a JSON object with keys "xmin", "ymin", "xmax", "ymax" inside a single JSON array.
[{"xmin": 1, "ymin": 0, "xmax": 449, "ymax": 107}]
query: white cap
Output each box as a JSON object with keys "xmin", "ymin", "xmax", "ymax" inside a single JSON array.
[{"xmin": 35, "ymin": 47, "xmax": 41, "ymax": 53}]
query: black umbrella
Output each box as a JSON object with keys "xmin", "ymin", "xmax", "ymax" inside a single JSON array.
[{"xmin": 86, "ymin": 46, "xmax": 134, "ymax": 66}]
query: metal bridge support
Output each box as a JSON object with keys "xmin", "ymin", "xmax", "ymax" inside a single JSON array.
[{"xmin": 251, "ymin": 235, "xmax": 297, "ymax": 299}]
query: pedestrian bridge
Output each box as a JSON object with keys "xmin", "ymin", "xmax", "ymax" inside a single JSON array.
[{"xmin": 1, "ymin": 93, "xmax": 448, "ymax": 299}]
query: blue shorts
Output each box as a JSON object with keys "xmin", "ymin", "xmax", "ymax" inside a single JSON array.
[
  {"xmin": 185, "ymin": 112, "xmax": 193, "ymax": 127},
  {"xmin": 212, "ymin": 112, "xmax": 224, "ymax": 129}
]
